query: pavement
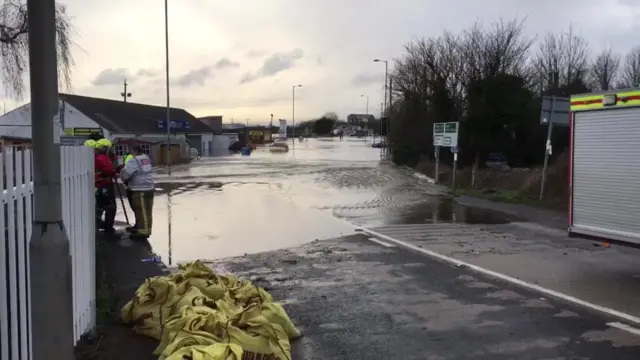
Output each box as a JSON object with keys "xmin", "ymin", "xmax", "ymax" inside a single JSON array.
[
  {"xmin": 75, "ymin": 231, "xmax": 167, "ymax": 360},
  {"xmin": 91, "ymin": 137, "xmax": 640, "ymax": 359}
]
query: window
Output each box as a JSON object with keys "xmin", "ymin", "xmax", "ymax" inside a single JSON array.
[
  {"xmin": 113, "ymin": 145, "xmax": 126, "ymax": 156},
  {"xmin": 140, "ymin": 143, "xmax": 151, "ymax": 155}
]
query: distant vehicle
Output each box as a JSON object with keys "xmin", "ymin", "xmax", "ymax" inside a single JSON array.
[
  {"xmin": 372, "ymin": 142, "xmax": 385, "ymax": 148},
  {"xmin": 228, "ymin": 141, "xmax": 243, "ymax": 152},
  {"xmin": 269, "ymin": 142, "xmax": 289, "ymax": 153},
  {"xmin": 485, "ymin": 153, "xmax": 510, "ymax": 170}
]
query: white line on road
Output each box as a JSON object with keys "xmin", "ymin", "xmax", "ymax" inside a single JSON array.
[
  {"xmin": 343, "ymin": 221, "xmax": 640, "ymax": 326},
  {"xmin": 607, "ymin": 322, "xmax": 640, "ymax": 336},
  {"xmin": 367, "ymin": 237, "xmax": 395, "ymax": 248}
]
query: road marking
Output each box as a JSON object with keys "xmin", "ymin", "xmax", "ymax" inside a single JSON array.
[
  {"xmin": 367, "ymin": 237, "xmax": 395, "ymax": 247},
  {"xmin": 607, "ymin": 322, "xmax": 640, "ymax": 336},
  {"xmin": 339, "ymin": 220, "xmax": 640, "ymax": 326}
]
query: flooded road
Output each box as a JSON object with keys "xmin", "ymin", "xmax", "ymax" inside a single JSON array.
[{"xmin": 140, "ymin": 138, "xmax": 514, "ymax": 264}]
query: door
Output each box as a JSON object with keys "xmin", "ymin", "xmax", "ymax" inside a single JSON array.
[
  {"xmin": 572, "ymin": 107, "xmax": 640, "ymax": 242},
  {"xmin": 186, "ymin": 135, "xmax": 202, "ymax": 155}
]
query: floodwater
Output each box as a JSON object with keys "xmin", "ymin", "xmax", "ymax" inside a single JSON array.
[{"xmin": 124, "ymin": 138, "xmax": 516, "ymax": 264}]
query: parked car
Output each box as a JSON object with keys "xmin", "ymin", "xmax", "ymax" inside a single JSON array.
[
  {"xmin": 269, "ymin": 142, "xmax": 289, "ymax": 153},
  {"xmin": 189, "ymin": 148, "xmax": 199, "ymax": 160}
]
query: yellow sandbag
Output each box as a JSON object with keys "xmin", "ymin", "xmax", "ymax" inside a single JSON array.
[
  {"xmin": 261, "ymin": 302, "xmax": 301, "ymax": 340},
  {"xmin": 228, "ymin": 281, "xmax": 273, "ymax": 305},
  {"xmin": 155, "ymin": 306, "xmax": 226, "ymax": 356},
  {"xmin": 153, "ymin": 306, "xmax": 228, "ymax": 356},
  {"xmin": 164, "ymin": 343, "xmax": 244, "ymax": 360},
  {"xmin": 170, "ymin": 282, "xmax": 216, "ymax": 314},
  {"xmin": 158, "ymin": 334, "xmax": 217, "ymax": 360},
  {"xmin": 121, "ymin": 276, "xmax": 177, "ymax": 340},
  {"xmin": 214, "ymin": 295, "xmax": 245, "ymax": 318},
  {"xmin": 226, "ymin": 303, "xmax": 291, "ymax": 360}
]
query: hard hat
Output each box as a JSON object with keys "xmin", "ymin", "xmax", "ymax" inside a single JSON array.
[
  {"xmin": 83, "ymin": 139, "xmax": 96, "ymax": 148},
  {"xmin": 95, "ymin": 138, "xmax": 112, "ymax": 148}
]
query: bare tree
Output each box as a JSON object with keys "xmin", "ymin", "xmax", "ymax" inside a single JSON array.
[
  {"xmin": 534, "ymin": 25, "xmax": 590, "ymax": 93},
  {"xmin": 0, "ymin": 0, "xmax": 74, "ymax": 99},
  {"xmin": 589, "ymin": 47, "xmax": 620, "ymax": 91},
  {"xmin": 618, "ymin": 47, "xmax": 640, "ymax": 88}
]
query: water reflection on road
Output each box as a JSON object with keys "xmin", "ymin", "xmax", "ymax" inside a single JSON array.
[{"xmin": 140, "ymin": 138, "xmax": 515, "ymax": 264}]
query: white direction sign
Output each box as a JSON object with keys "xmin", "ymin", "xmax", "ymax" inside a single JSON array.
[{"xmin": 433, "ymin": 122, "xmax": 459, "ymax": 148}]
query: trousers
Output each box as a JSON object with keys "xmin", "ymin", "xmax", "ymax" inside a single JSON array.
[
  {"xmin": 95, "ymin": 183, "xmax": 116, "ymax": 231},
  {"xmin": 129, "ymin": 190, "xmax": 154, "ymax": 237}
]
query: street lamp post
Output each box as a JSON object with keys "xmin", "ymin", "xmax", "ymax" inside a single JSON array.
[
  {"xmin": 374, "ymin": 59, "xmax": 389, "ymax": 158},
  {"xmin": 164, "ymin": 0, "xmax": 172, "ymax": 175},
  {"xmin": 373, "ymin": 59, "xmax": 389, "ymax": 114},
  {"xmin": 27, "ymin": 0, "xmax": 75, "ymax": 359},
  {"xmin": 292, "ymin": 84, "xmax": 302, "ymax": 151},
  {"xmin": 361, "ymin": 94, "xmax": 369, "ymax": 117}
]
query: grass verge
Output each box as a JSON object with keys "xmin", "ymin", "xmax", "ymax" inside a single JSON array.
[{"xmin": 453, "ymin": 188, "xmax": 565, "ymax": 210}]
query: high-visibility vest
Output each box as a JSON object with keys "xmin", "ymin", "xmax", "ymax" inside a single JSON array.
[{"xmin": 124, "ymin": 154, "xmax": 134, "ymax": 164}]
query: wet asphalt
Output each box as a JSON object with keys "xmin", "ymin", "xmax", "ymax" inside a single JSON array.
[
  {"xmin": 115, "ymin": 137, "xmax": 640, "ymax": 359},
  {"xmin": 213, "ymin": 234, "xmax": 640, "ymax": 359}
]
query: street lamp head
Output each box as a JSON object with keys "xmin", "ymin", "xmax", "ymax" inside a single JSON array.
[
  {"xmin": 296, "ymin": 84, "xmax": 303, "ymax": 87},
  {"xmin": 373, "ymin": 59, "xmax": 380, "ymax": 62}
]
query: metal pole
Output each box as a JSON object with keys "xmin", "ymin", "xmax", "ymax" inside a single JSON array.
[
  {"xmin": 292, "ymin": 86, "xmax": 295, "ymax": 152},
  {"xmin": 28, "ymin": 0, "xmax": 75, "ymax": 359},
  {"xmin": 540, "ymin": 97, "xmax": 556, "ymax": 200},
  {"xmin": 452, "ymin": 152, "xmax": 458, "ymax": 190},
  {"xmin": 383, "ymin": 61, "xmax": 389, "ymax": 114},
  {"xmin": 164, "ymin": 0, "xmax": 171, "ymax": 175},
  {"xmin": 435, "ymin": 146, "xmax": 440, "ymax": 184},
  {"xmin": 387, "ymin": 76, "xmax": 393, "ymax": 158},
  {"xmin": 270, "ymin": 114, "xmax": 273, "ymax": 142}
]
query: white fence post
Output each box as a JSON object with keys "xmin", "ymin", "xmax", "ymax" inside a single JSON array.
[{"xmin": 0, "ymin": 146, "xmax": 96, "ymax": 358}]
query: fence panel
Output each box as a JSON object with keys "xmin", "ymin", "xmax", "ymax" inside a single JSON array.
[{"xmin": 0, "ymin": 146, "xmax": 95, "ymax": 359}]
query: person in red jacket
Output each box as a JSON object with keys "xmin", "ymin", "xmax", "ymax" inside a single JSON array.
[{"xmin": 94, "ymin": 139, "xmax": 117, "ymax": 234}]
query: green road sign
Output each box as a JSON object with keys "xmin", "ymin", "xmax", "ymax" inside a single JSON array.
[
  {"xmin": 445, "ymin": 122, "xmax": 457, "ymax": 133},
  {"xmin": 433, "ymin": 121, "xmax": 459, "ymax": 148}
]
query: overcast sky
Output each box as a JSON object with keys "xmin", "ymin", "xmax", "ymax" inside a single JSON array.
[{"xmin": 36, "ymin": 0, "xmax": 640, "ymax": 123}]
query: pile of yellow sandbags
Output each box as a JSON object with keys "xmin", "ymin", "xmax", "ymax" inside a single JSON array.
[{"xmin": 121, "ymin": 260, "xmax": 301, "ymax": 360}]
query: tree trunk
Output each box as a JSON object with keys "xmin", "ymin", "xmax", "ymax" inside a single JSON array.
[{"xmin": 471, "ymin": 152, "xmax": 480, "ymax": 188}]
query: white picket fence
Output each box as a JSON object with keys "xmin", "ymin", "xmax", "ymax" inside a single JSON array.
[{"xmin": 0, "ymin": 146, "xmax": 96, "ymax": 360}]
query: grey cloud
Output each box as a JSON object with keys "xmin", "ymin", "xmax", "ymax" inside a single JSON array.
[
  {"xmin": 174, "ymin": 66, "xmax": 214, "ymax": 87},
  {"xmin": 245, "ymin": 49, "xmax": 268, "ymax": 58},
  {"xmin": 351, "ymin": 72, "xmax": 384, "ymax": 87},
  {"xmin": 92, "ymin": 68, "xmax": 129, "ymax": 86},
  {"xmin": 214, "ymin": 57, "xmax": 240, "ymax": 69},
  {"xmin": 92, "ymin": 68, "xmax": 159, "ymax": 86},
  {"xmin": 240, "ymin": 48, "xmax": 304, "ymax": 84},
  {"xmin": 136, "ymin": 68, "xmax": 159, "ymax": 77}
]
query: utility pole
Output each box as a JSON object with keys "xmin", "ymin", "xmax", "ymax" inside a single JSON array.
[
  {"xmin": 361, "ymin": 94, "xmax": 369, "ymax": 117},
  {"xmin": 28, "ymin": 0, "xmax": 75, "ymax": 359},
  {"xmin": 292, "ymin": 84, "xmax": 302, "ymax": 152},
  {"xmin": 270, "ymin": 114, "xmax": 274, "ymax": 142},
  {"xmin": 164, "ymin": 0, "xmax": 172, "ymax": 174},
  {"xmin": 121, "ymin": 79, "xmax": 132, "ymax": 102},
  {"xmin": 387, "ymin": 76, "xmax": 393, "ymax": 158}
]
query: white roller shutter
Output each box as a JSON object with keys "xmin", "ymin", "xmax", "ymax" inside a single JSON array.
[{"xmin": 571, "ymin": 107, "xmax": 640, "ymax": 243}]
